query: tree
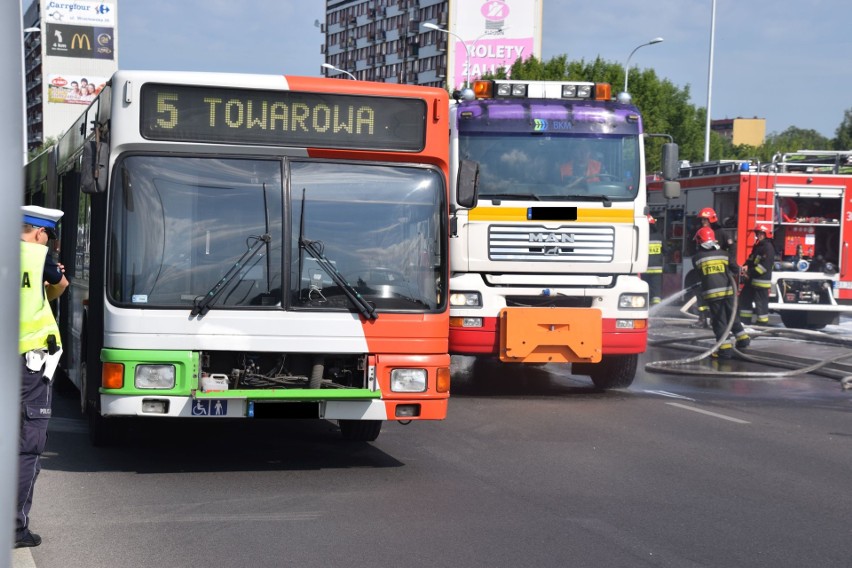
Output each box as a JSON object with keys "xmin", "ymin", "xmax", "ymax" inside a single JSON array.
[
  {"xmin": 489, "ymin": 55, "xmax": 709, "ymax": 171},
  {"xmin": 834, "ymin": 109, "xmax": 852, "ymax": 150},
  {"xmin": 27, "ymin": 137, "xmax": 57, "ymax": 162},
  {"xmin": 487, "ymin": 54, "xmax": 850, "ymax": 168}
]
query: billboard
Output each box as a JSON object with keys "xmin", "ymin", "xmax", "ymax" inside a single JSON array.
[
  {"xmin": 448, "ymin": 0, "xmax": 543, "ymax": 89},
  {"xmin": 47, "ymin": 74, "xmax": 109, "ymax": 104},
  {"xmin": 42, "ymin": 1, "xmax": 115, "ymax": 26},
  {"xmin": 45, "ymin": 23, "xmax": 115, "ymax": 60}
]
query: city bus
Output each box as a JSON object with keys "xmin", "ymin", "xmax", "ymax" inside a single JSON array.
[{"xmin": 24, "ymin": 70, "xmax": 474, "ymax": 444}]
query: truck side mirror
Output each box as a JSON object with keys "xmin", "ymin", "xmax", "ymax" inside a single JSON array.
[
  {"xmin": 662, "ymin": 180, "xmax": 681, "ymax": 199},
  {"xmin": 456, "ymin": 159, "xmax": 479, "ymax": 209},
  {"xmin": 661, "ymin": 143, "xmax": 679, "ymax": 180}
]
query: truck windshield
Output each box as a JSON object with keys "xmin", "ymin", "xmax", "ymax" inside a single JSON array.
[
  {"xmin": 108, "ymin": 156, "xmax": 445, "ymax": 313},
  {"xmin": 460, "ymin": 134, "xmax": 640, "ymax": 201}
]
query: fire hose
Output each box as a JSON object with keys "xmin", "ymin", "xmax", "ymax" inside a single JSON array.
[{"xmin": 644, "ymin": 273, "xmax": 852, "ymax": 388}]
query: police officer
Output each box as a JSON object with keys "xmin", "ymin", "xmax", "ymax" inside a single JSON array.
[
  {"xmin": 17, "ymin": 205, "xmax": 68, "ymax": 548},
  {"xmin": 740, "ymin": 222, "xmax": 775, "ymax": 325},
  {"xmin": 693, "ymin": 227, "xmax": 750, "ymax": 359},
  {"xmin": 643, "ymin": 215, "xmax": 664, "ymax": 305}
]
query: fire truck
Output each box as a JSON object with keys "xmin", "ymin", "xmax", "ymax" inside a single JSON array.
[
  {"xmin": 448, "ymin": 79, "xmax": 680, "ymax": 388},
  {"xmin": 650, "ymin": 150, "xmax": 852, "ymax": 329}
]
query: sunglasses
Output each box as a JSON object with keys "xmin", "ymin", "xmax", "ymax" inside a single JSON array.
[{"xmin": 32, "ymin": 225, "xmax": 57, "ymax": 240}]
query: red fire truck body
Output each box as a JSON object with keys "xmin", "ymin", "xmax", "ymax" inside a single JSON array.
[{"xmin": 651, "ymin": 150, "xmax": 852, "ymax": 329}]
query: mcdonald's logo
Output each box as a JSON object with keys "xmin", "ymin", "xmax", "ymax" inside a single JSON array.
[{"xmin": 71, "ymin": 33, "xmax": 91, "ymax": 51}]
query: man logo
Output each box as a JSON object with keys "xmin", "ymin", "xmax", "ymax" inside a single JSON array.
[{"xmin": 71, "ymin": 33, "xmax": 91, "ymax": 51}]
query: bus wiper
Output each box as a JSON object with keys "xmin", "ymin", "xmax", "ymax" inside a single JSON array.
[
  {"xmin": 480, "ymin": 192, "xmax": 541, "ymax": 201},
  {"xmin": 297, "ymin": 188, "xmax": 377, "ymax": 321},
  {"xmin": 191, "ymin": 234, "xmax": 270, "ymax": 317},
  {"xmin": 300, "ymin": 238, "xmax": 378, "ymax": 321}
]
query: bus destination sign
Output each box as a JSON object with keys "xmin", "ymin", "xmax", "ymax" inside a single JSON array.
[{"xmin": 140, "ymin": 84, "xmax": 426, "ymax": 152}]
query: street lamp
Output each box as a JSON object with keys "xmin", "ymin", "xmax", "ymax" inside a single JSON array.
[
  {"xmin": 704, "ymin": 0, "xmax": 716, "ymax": 161},
  {"xmin": 321, "ymin": 62, "xmax": 356, "ymax": 81},
  {"xmin": 619, "ymin": 37, "xmax": 663, "ymax": 103},
  {"xmin": 422, "ymin": 22, "xmax": 475, "ymax": 100}
]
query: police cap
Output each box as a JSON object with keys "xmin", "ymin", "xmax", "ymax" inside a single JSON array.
[{"xmin": 22, "ymin": 205, "xmax": 63, "ymax": 238}]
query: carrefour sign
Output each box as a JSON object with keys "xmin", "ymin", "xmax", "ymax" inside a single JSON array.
[{"xmin": 43, "ymin": 1, "xmax": 115, "ymax": 27}]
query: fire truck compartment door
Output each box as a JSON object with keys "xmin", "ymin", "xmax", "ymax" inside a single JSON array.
[{"xmin": 499, "ymin": 307, "xmax": 602, "ymax": 364}]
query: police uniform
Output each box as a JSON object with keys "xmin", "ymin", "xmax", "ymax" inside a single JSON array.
[
  {"xmin": 693, "ymin": 237, "xmax": 749, "ymax": 358},
  {"xmin": 17, "ymin": 205, "xmax": 66, "ymax": 548}
]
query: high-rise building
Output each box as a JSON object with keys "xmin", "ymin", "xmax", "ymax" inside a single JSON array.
[
  {"xmin": 322, "ymin": 0, "xmax": 542, "ymax": 88},
  {"xmin": 22, "ymin": 0, "xmax": 118, "ymax": 154}
]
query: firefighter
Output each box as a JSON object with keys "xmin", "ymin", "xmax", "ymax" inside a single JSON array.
[
  {"xmin": 740, "ymin": 222, "xmax": 775, "ymax": 325},
  {"xmin": 698, "ymin": 207, "xmax": 719, "ymax": 231},
  {"xmin": 693, "ymin": 226, "xmax": 750, "ymax": 359},
  {"xmin": 643, "ymin": 214, "xmax": 663, "ymax": 305},
  {"xmin": 689, "ymin": 207, "xmax": 720, "ymax": 327}
]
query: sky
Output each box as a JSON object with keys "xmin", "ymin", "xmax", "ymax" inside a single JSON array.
[{"xmin": 109, "ymin": 0, "xmax": 851, "ymax": 140}]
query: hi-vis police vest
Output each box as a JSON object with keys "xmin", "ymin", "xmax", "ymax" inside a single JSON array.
[{"xmin": 20, "ymin": 241, "xmax": 61, "ymax": 354}]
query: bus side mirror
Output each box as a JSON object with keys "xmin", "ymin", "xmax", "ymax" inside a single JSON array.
[
  {"xmin": 456, "ymin": 159, "xmax": 479, "ymax": 209},
  {"xmin": 81, "ymin": 140, "xmax": 109, "ymax": 194},
  {"xmin": 661, "ymin": 143, "xmax": 679, "ymax": 181}
]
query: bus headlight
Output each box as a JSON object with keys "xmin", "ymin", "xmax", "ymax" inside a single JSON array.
[
  {"xmin": 618, "ymin": 293, "xmax": 647, "ymax": 309},
  {"xmin": 135, "ymin": 364, "xmax": 176, "ymax": 389},
  {"xmin": 391, "ymin": 368, "xmax": 427, "ymax": 392},
  {"xmin": 450, "ymin": 291, "xmax": 482, "ymax": 307}
]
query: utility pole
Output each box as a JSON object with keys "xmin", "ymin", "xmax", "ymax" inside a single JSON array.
[{"xmin": 2, "ymin": 0, "xmax": 26, "ymax": 563}]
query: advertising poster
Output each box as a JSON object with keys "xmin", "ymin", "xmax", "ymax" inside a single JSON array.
[
  {"xmin": 47, "ymin": 74, "xmax": 109, "ymax": 105},
  {"xmin": 449, "ymin": 0, "xmax": 543, "ymax": 90},
  {"xmin": 45, "ymin": 23, "xmax": 114, "ymax": 60}
]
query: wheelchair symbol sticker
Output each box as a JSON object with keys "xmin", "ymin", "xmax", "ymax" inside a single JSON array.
[{"xmin": 191, "ymin": 399, "xmax": 227, "ymax": 416}]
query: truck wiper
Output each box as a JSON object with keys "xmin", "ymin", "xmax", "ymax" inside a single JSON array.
[
  {"xmin": 557, "ymin": 194, "xmax": 613, "ymax": 207},
  {"xmin": 191, "ymin": 234, "xmax": 270, "ymax": 317},
  {"xmin": 299, "ymin": 238, "xmax": 378, "ymax": 321},
  {"xmin": 480, "ymin": 192, "xmax": 541, "ymax": 201}
]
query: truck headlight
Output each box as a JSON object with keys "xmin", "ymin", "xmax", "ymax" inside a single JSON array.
[
  {"xmin": 391, "ymin": 368, "xmax": 427, "ymax": 392},
  {"xmin": 450, "ymin": 292, "xmax": 482, "ymax": 307},
  {"xmin": 619, "ymin": 293, "xmax": 647, "ymax": 309},
  {"xmin": 135, "ymin": 364, "xmax": 176, "ymax": 389}
]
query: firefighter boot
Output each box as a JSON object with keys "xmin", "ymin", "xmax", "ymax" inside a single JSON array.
[{"xmin": 735, "ymin": 333, "xmax": 751, "ymax": 349}]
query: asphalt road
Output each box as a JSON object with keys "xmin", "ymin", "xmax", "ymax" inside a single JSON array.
[{"xmin": 14, "ymin": 325, "xmax": 852, "ymax": 568}]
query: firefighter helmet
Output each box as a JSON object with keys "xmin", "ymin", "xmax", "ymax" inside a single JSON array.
[
  {"xmin": 694, "ymin": 226, "xmax": 716, "ymax": 245},
  {"xmin": 752, "ymin": 222, "xmax": 772, "ymax": 238},
  {"xmin": 698, "ymin": 207, "xmax": 718, "ymax": 224}
]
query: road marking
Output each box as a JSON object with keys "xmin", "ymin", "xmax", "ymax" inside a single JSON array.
[
  {"xmin": 665, "ymin": 402, "xmax": 750, "ymax": 424},
  {"xmin": 643, "ymin": 390, "xmax": 695, "ymax": 401}
]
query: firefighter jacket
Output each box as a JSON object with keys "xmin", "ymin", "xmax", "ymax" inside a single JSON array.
[
  {"xmin": 693, "ymin": 245, "xmax": 734, "ymax": 301},
  {"xmin": 745, "ymin": 238, "xmax": 775, "ymax": 289},
  {"xmin": 20, "ymin": 241, "xmax": 62, "ymax": 354},
  {"xmin": 647, "ymin": 226, "xmax": 664, "ymax": 274}
]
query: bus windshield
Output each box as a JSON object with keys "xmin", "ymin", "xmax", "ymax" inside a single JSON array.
[
  {"xmin": 108, "ymin": 156, "xmax": 445, "ymax": 312},
  {"xmin": 459, "ymin": 134, "xmax": 640, "ymax": 202}
]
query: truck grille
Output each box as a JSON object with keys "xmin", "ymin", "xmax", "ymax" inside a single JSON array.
[{"xmin": 488, "ymin": 225, "xmax": 615, "ymax": 262}]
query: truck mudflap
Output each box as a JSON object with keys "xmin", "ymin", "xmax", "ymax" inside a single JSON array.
[{"xmin": 498, "ymin": 307, "xmax": 602, "ymax": 363}]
